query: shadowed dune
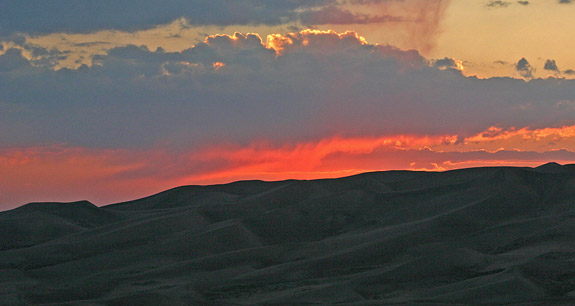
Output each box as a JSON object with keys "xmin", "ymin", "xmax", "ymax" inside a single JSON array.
[{"xmin": 2, "ymin": 164, "xmax": 575, "ymax": 305}]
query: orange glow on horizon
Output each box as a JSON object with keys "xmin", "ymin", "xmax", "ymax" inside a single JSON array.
[
  {"xmin": 182, "ymin": 125, "xmax": 575, "ymax": 183},
  {"xmin": 2, "ymin": 125, "xmax": 575, "ymax": 209}
]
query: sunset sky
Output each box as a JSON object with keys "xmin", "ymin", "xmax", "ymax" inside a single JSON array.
[{"xmin": 2, "ymin": 0, "xmax": 575, "ymax": 209}]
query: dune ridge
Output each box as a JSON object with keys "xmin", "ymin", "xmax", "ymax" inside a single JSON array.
[{"xmin": 2, "ymin": 164, "xmax": 575, "ymax": 305}]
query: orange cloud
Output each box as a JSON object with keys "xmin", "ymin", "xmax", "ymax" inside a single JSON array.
[
  {"xmin": 460, "ymin": 125, "xmax": 575, "ymax": 152},
  {"xmin": 266, "ymin": 29, "xmax": 368, "ymax": 55},
  {"xmin": 183, "ymin": 134, "xmax": 456, "ymax": 181}
]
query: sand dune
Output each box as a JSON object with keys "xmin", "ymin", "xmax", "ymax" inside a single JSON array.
[{"xmin": 2, "ymin": 164, "xmax": 575, "ymax": 305}]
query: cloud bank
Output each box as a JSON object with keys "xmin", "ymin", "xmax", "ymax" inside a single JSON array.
[
  {"xmin": 0, "ymin": 1, "xmax": 320, "ymax": 34},
  {"xmin": 0, "ymin": 0, "xmax": 448, "ymax": 37},
  {"xmin": 2, "ymin": 30, "xmax": 575, "ymax": 148}
]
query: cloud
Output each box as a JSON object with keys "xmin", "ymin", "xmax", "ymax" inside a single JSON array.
[
  {"xmin": 544, "ymin": 59, "xmax": 559, "ymax": 71},
  {"xmin": 558, "ymin": 0, "xmax": 573, "ymax": 4},
  {"xmin": 516, "ymin": 57, "xmax": 534, "ymax": 78},
  {"xmin": 1, "ymin": 30, "xmax": 575, "ymax": 151},
  {"xmin": 487, "ymin": 1, "xmax": 512, "ymax": 7},
  {"xmin": 432, "ymin": 57, "xmax": 463, "ymax": 71},
  {"xmin": 0, "ymin": 36, "xmax": 72, "ymax": 69},
  {"xmin": 485, "ymin": 1, "xmax": 529, "ymax": 8},
  {"xmin": 0, "ymin": 0, "xmax": 454, "ymax": 66},
  {"xmin": 0, "ymin": 1, "xmax": 326, "ymax": 35},
  {"xmin": 0, "ymin": 48, "xmax": 30, "ymax": 71},
  {"xmin": 299, "ymin": 6, "xmax": 403, "ymax": 25},
  {"xmin": 0, "ymin": 0, "xmax": 450, "ymax": 39}
]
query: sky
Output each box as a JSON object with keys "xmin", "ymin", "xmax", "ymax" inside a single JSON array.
[{"xmin": 2, "ymin": 0, "xmax": 575, "ymax": 209}]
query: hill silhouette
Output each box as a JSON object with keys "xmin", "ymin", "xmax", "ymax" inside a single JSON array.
[{"xmin": 2, "ymin": 165, "xmax": 575, "ymax": 305}]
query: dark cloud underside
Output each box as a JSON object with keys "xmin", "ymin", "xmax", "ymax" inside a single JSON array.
[
  {"xmin": 487, "ymin": 1, "xmax": 511, "ymax": 7},
  {"xmin": 298, "ymin": 6, "xmax": 403, "ymax": 25},
  {"xmin": 0, "ymin": 0, "xmax": 326, "ymax": 34}
]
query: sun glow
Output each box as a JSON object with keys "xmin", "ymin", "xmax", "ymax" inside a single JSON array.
[
  {"xmin": 212, "ymin": 62, "xmax": 226, "ymax": 71},
  {"xmin": 265, "ymin": 29, "xmax": 368, "ymax": 55},
  {"xmin": 455, "ymin": 59, "xmax": 464, "ymax": 71}
]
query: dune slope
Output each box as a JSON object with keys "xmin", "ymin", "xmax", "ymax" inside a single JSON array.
[{"xmin": 2, "ymin": 164, "xmax": 575, "ymax": 305}]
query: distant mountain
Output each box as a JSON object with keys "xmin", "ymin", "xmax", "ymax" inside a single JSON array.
[{"xmin": 2, "ymin": 164, "xmax": 575, "ymax": 305}]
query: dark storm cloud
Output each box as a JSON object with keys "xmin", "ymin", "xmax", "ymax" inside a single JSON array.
[
  {"xmin": 1, "ymin": 31, "xmax": 575, "ymax": 149},
  {"xmin": 0, "ymin": 0, "xmax": 450, "ymax": 36},
  {"xmin": 516, "ymin": 57, "xmax": 534, "ymax": 78},
  {"xmin": 298, "ymin": 6, "xmax": 403, "ymax": 25},
  {"xmin": 517, "ymin": 1, "xmax": 529, "ymax": 5},
  {"xmin": 544, "ymin": 59, "xmax": 559, "ymax": 71},
  {"xmin": 558, "ymin": 0, "xmax": 573, "ymax": 3},
  {"xmin": 0, "ymin": 0, "xmax": 328, "ymax": 35}
]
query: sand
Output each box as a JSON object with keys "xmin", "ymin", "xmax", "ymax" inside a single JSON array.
[{"xmin": 2, "ymin": 163, "xmax": 575, "ymax": 305}]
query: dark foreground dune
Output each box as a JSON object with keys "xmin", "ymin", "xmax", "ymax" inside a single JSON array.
[{"xmin": 3, "ymin": 163, "xmax": 575, "ymax": 305}]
